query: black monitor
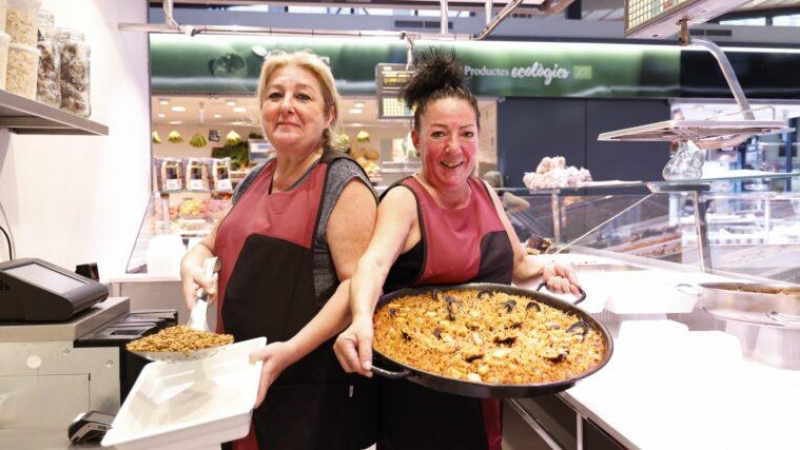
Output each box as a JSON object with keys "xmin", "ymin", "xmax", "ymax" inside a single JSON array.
[{"xmin": 0, "ymin": 258, "xmax": 108, "ymax": 322}]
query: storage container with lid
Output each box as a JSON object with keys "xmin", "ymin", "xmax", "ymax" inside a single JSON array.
[
  {"xmin": 56, "ymin": 27, "xmax": 90, "ymax": 117},
  {"xmin": 6, "ymin": 42, "xmax": 38, "ymax": 98},
  {"xmin": 6, "ymin": 0, "xmax": 40, "ymax": 45},
  {"xmin": 0, "ymin": 32, "xmax": 9, "ymax": 90},
  {"xmin": 36, "ymin": 9, "xmax": 59, "ymax": 108}
]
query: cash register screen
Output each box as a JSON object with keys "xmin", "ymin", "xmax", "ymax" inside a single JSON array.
[{"xmin": 5, "ymin": 263, "xmax": 85, "ymax": 294}]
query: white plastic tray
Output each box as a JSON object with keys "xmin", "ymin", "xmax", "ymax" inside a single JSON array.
[{"xmin": 102, "ymin": 337, "xmax": 266, "ymax": 450}]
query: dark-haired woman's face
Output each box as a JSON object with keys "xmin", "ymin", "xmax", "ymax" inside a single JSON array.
[{"xmin": 414, "ymin": 97, "xmax": 479, "ymax": 191}]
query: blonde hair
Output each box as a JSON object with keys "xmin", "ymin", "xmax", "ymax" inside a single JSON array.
[{"xmin": 256, "ymin": 50, "xmax": 341, "ymax": 151}]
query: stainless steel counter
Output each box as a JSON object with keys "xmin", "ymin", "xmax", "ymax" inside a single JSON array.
[{"xmin": 508, "ymin": 253, "xmax": 800, "ymax": 450}]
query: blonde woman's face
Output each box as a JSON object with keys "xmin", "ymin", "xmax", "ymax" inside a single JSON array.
[
  {"xmin": 414, "ymin": 97, "xmax": 479, "ymax": 191},
  {"xmin": 261, "ymin": 65, "xmax": 333, "ymax": 155}
]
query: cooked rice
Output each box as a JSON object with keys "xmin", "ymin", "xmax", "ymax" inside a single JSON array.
[
  {"xmin": 126, "ymin": 325, "xmax": 233, "ymax": 354},
  {"xmin": 373, "ymin": 289, "xmax": 606, "ymax": 385}
]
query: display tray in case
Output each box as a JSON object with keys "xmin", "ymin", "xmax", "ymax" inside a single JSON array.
[{"xmin": 102, "ymin": 337, "xmax": 266, "ymax": 450}]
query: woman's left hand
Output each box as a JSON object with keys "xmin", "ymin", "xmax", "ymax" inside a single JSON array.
[
  {"xmin": 249, "ymin": 341, "xmax": 299, "ymax": 408},
  {"xmin": 542, "ymin": 261, "xmax": 582, "ymax": 296}
]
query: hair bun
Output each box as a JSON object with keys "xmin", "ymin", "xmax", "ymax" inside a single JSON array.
[{"xmin": 401, "ymin": 50, "xmax": 466, "ymax": 110}]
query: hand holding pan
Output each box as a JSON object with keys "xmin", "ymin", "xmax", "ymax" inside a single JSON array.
[{"xmin": 535, "ymin": 282, "xmax": 587, "ymax": 306}]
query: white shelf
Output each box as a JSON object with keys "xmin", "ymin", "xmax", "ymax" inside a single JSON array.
[{"xmin": 0, "ymin": 89, "xmax": 108, "ymax": 136}]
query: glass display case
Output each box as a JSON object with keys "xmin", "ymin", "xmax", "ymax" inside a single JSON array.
[
  {"xmin": 507, "ymin": 173, "xmax": 800, "ymax": 283},
  {"xmin": 126, "ymin": 192, "xmax": 231, "ymax": 274}
]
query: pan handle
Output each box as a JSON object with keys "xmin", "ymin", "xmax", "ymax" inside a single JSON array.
[
  {"xmin": 536, "ymin": 282, "xmax": 587, "ymax": 306},
  {"xmin": 766, "ymin": 311, "xmax": 800, "ymax": 328},
  {"xmin": 370, "ymin": 364, "xmax": 412, "ymax": 379},
  {"xmin": 675, "ymin": 283, "xmax": 702, "ymax": 297}
]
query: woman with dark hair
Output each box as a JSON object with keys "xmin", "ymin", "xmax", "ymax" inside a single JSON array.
[
  {"xmin": 334, "ymin": 51, "xmax": 580, "ymax": 449},
  {"xmin": 181, "ymin": 51, "xmax": 377, "ymax": 449}
]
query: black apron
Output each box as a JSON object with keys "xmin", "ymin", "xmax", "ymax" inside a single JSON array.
[
  {"xmin": 216, "ymin": 154, "xmax": 376, "ymax": 450},
  {"xmin": 378, "ymin": 177, "xmax": 513, "ymax": 450}
]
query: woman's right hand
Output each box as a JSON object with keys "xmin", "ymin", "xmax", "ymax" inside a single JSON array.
[
  {"xmin": 334, "ymin": 314, "xmax": 374, "ymax": 377},
  {"xmin": 180, "ymin": 260, "xmax": 218, "ymax": 310}
]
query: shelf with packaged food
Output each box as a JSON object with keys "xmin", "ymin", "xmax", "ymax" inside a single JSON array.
[{"xmin": 0, "ymin": 89, "xmax": 108, "ymax": 135}]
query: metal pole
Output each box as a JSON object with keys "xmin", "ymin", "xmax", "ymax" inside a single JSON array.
[
  {"xmin": 678, "ymin": 20, "xmax": 754, "ymax": 121},
  {"xmin": 692, "ymin": 191, "xmax": 713, "ymax": 273},
  {"xmin": 786, "ymin": 117, "xmax": 798, "ymax": 191},
  {"xmin": 404, "ymin": 33, "xmax": 414, "ymax": 70},
  {"xmin": 163, "ymin": 0, "xmax": 178, "ymax": 28},
  {"xmin": 440, "ymin": 0, "xmax": 449, "ymax": 35},
  {"xmin": 475, "ymin": 0, "xmax": 524, "ymax": 40}
]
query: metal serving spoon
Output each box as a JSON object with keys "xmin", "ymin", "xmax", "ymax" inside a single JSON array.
[{"xmin": 187, "ymin": 257, "xmax": 221, "ymax": 332}]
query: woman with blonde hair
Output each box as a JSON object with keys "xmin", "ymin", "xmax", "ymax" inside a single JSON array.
[{"xmin": 181, "ymin": 50, "xmax": 377, "ymax": 449}]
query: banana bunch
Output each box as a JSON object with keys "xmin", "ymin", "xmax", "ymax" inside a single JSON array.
[
  {"xmin": 226, "ymin": 130, "xmax": 242, "ymax": 146},
  {"xmin": 189, "ymin": 133, "xmax": 207, "ymax": 148},
  {"xmin": 152, "ymin": 131, "xmax": 162, "ymax": 144},
  {"xmin": 356, "ymin": 130, "xmax": 370, "ymax": 143},
  {"xmin": 168, "ymin": 130, "xmax": 183, "ymax": 144}
]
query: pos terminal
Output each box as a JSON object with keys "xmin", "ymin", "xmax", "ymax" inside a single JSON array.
[{"xmin": 0, "ymin": 257, "xmax": 108, "ymax": 321}]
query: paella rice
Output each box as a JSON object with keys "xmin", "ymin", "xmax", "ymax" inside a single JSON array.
[
  {"xmin": 126, "ymin": 325, "xmax": 234, "ymax": 354},
  {"xmin": 373, "ymin": 289, "xmax": 606, "ymax": 385}
]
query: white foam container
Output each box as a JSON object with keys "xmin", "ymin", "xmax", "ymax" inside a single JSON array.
[{"xmin": 102, "ymin": 337, "xmax": 266, "ymax": 450}]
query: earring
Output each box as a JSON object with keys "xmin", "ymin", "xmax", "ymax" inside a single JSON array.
[{"xmin": 415, "ymin": 151, "xmax": 421, "ymax": 157}]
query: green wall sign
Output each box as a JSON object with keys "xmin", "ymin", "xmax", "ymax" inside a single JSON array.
[{"xmin": 150, "ymin": 35, "xmax": 680, "ymax": 99}]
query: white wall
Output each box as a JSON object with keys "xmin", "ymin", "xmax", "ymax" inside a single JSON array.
[{"xmin": 0, "ymin": 1, "xmax": 150, "ymax": 278}]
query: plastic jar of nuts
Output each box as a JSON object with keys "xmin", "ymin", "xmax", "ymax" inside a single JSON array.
[
  {"xmin": 0, "ymin": 0, "xmax": 8, "ymax": 34},
  {"xmin": 0, "ymin": 32, "xmax": 8, "ymax": 90},
  {"xmin": 6, "ymin": 42, "xmax": 39, "ymax": 98},
  {"xmin": 56, "ymin": 27, "xmax": 90, "ymax": 117},
  {"xmin": 6, "ymin": 0, "xmax": 40, "ymax": 45},
  {"xmin": 36, "ymin": 10, "xmax": 60, "ymax": 108}
]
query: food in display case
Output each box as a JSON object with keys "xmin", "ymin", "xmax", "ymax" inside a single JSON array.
[
  {"xmin": 523, "ymin": 155, "xmax": 592, "ymax": 190},
  {"xmin": 153, "ymin": 157, "xmax": 184, "ymax": 192},
  {"xmin": 185, "ymin": 158, "xmax": 210, "ymax": 191},
  {"xmin": 211, "ymin": 157, "xmax": 233, "ymax": 192},
  {"xmin": 152, "ymin": 196, "xmax": 229, "ymax": 237}
]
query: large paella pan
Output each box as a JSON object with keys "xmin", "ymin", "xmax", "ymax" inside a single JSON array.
[{"xmin": 371, "ymin": 283, "xmax": 613, "ymax": 398}]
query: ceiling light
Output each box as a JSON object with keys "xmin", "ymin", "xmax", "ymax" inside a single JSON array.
[
  {"xmin": 350, "ymin": 123, "xmax": 363, "ymax": 127},
  {"xmin": 349, "ymin": 108, "xmax": 363, "ymax": 115},
  {"xmin": 226, "ymin": 101, "xmax": 236, "ymax": 106},
  {"xmin": 159, "ymin": 99, "xmax": 169, "ymax": 105},
  {"xmin": 157, "ymin": 113, "xmax": 166, "ymax": 118},
  {"xmin": 214, "ymin": 114, "xmax": 222, "ymax": 119},
  {"xmin": 171, "ymin": 106, "xmax": 186, "ymax": 112},
  {"xmin": 168, "ymin": 120, "xmax": 182, "ymax": 125},
  {"xmin": 354, "ymin": 101, "xmax": 365, "ymax": 108},
  {"xmin": 233, "ymin": 107, "xmax": 247, "ymax": 113}
]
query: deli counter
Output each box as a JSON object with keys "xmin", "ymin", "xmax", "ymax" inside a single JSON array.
[
  {"xmin": 110, "ymin": 175, "xmax": 800, "ymax": 449},
  {"xmin": 502, "ymin": 174, "xmax": 800, "ymax": 450}
]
